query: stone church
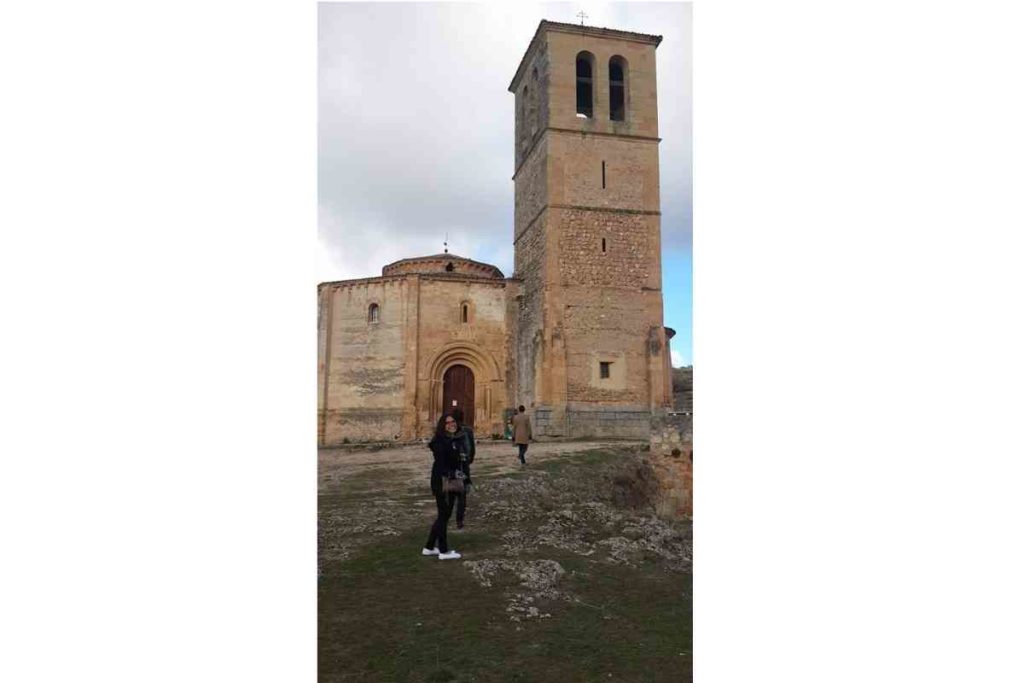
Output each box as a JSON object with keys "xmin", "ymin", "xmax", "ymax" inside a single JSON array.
[{"xmin": 317, "ymin": 20, "xmax": 676, "ymax": 445}]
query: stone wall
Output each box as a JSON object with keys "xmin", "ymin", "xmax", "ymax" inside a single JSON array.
[
  {"xmin": 415, "ymin": 277, "xmax": 509, "ymax": 438},
  {"xmin": 503, "ymin": 278, "xmax": 521, "ymax": 420},
  {"xmin": 525, "ymin": 405, "xmax": 654, "ymax": 440},
  {"xmin": 512, "ymin": 37, "xmax": 550, "ymax": 171},
  {"xmin": 558, "ymin": 210, "xmax": 650, "ymax": 288},
  {"xmin": 509, "ymin": 25, "xmax": 670, "ymax": 435},
  {"xmin": 649, "ymin": 413, "xmax": 693, "ymax": 519},
  {"xmin": 566, "ymin": 405, "xmax": 652, "ymax": 439},
  {"xmin": 562, "ymin": 287, "xmax": 662, "ymax": 406},
  {"xmin": 319, "ymin": 279, "xmax": 408, "ymax": 444},
  {"xmin": 318, "ymin": 274, "xmax": 510, "ymax": 444},
  {"xmin": 550, "ymin": 134, "xmax": 660, "ymax": 211},
  {"xmin": 513, "ymin": 137, "xmax": 548, "ymax": 239},
  {"xmin": 544, "ymin": 28, "xmax": 660, "ymax": 138},
  {"xmin": 513, "ymin": 211, "xmax": 547, "ymax": 410},
  {"xmin": 383, "ymin": 255, "xmax": 503, "ymax": 279}
]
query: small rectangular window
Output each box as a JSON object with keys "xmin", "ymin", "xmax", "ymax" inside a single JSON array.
[
  {"xmin": 599, "ymin": 362, "xmax": 611, "ymax": 379},
  {"xmin": 601, "ymin": 238, "xmax": 606, "ymax": 253},
  {"xmin": 602, "ymin": 161, "xmax": 606, "ymax": 188}
]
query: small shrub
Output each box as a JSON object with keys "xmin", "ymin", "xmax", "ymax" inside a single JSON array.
[{"xmin": 607, "ymin": 458, "xmax": 660, "ymax": 511}]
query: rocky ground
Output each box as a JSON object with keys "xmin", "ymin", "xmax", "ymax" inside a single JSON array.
[{"xmin": 318, "ymin": 440, "xmax": 693, "ymax": 682}]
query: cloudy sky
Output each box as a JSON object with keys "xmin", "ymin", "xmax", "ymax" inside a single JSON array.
[{"xmin": 318, "ymin": 2, "xmax": 692, "ymax": 365}]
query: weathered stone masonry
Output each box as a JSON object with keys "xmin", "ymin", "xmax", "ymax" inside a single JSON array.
[
  {"xmin": 318, "ymin": 20, "xmax": 676, "ymax": 444},
  {"xmin": 509, "ymin": 21, "xmax": 672, "ymax": 438}
]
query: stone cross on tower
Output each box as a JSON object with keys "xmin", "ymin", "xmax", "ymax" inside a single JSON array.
[{"xmin": 576, "ymin": 10, "xmax": 588, "ymax": 26}]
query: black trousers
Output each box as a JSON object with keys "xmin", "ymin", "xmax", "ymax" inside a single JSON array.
[
  {"xmin": 517, "ymin": 443, "xmax": 528, "ymax": 463},
  {"xmin": 455, "ymin": 465, "xmax": 471, "ymax": 526},
  {"xmin": 425, "ymin": 490, "xmax": 456, "ymax": 553},
  {"xmin": 455, "ymin": 490, "xmax": 468, "ymax": 526}
]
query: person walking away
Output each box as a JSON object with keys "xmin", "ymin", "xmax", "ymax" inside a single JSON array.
[
  {"xmin": 422, "ymin": 413, "xmax": 465, "ymax": 560},
  {"xmin": 512, "ymin": 405, "xmax": 532, "ymax": 466},
  {"xmin": 451, "ymin": 408, "xmax": 475, "ymax": 530}
]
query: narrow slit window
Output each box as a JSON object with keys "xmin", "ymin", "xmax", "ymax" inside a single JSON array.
[
  {"xmin": 368, "ymin": 303, "xmax": 379, "ymax": 324},
  {"xmin": 602, "ymin": 238, "xmax": 606, "ymax": 253},
  {"xmin": 609, "ymin": 57, "xmax": 626, "ymax": 122},
  {"xmin": 600, "ymin": 362, "xmax": 611, "ymax": 379},
  {"xmin": 576, "ymin": 53, "xmax": 594, "ymax": 118},
  {"xmin": 461, "ymin": 304, "xmax": 468, "ymax": 323},
  {"xmin": 602, "ymin": 160, "xmax": 606, "ymax": 188}
]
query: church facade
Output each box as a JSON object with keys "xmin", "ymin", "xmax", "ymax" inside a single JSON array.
[{"xmin": 318, "ymin": 20, "xmax": 675, "ymax": 445}]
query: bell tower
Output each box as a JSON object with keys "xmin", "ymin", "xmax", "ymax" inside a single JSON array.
[{"xmin": 509, "ymin": 20, "xmax": 673, "ymax": 438}]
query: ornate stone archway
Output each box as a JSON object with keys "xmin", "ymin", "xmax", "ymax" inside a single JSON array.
[{"xmin": 422, "ymin": 341, "xmax": 505, "ymax": 438}]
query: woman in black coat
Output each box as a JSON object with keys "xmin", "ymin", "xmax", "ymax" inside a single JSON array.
[{"xmin": 422, "ymin": 413, "xmax": 466, "ymax": 560}]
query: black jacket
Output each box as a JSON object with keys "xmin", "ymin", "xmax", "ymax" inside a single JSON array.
[
  {"xmin": 459, "ymin": 427, "xmax": 475, "ymax": 485},
  {"xmin": 461, "ymin": 426, "xmax": 476, "ymax": 464},
  {"xmin": 428, "ymin": 432, "xmax": 466, "ymax": 495}
]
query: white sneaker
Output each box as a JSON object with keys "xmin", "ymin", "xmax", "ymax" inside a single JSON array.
[
  {"xmin": 438, "ymin": 550, "xmax": 462, "ymax": 560},
  {"xmin": 421, "ymin": 547, "xmax": 439, "ymax": 556}
]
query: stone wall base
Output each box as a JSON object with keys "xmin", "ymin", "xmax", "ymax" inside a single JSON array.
[
  {"xmin": 648, "ymin": 412, "xmax": 694, "ymax": 518},
  {"xmin": 532, "ymin": 404, "xmax": 656, "ymax": 439},
  {"xmin": 319, "ymin": 408, "xmax": 404, "ymax": 446}
]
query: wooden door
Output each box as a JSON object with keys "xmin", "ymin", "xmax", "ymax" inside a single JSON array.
[{"xmin": 442, "ymin": 364, "xmax": 475, "ymax": 427}]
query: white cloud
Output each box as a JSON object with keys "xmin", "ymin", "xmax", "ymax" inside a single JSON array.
[{"xmin": 318, "ymin": 3, "xmax": 691, "ymax": 279}]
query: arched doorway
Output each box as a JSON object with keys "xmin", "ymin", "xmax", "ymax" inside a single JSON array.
[
  {"xmin": 442, "ymin": 364, "xmax": 475, "ymax": 427},
  {"xmin": 423, "ymin": 341, "xmax": 503, "ymax": 439}
]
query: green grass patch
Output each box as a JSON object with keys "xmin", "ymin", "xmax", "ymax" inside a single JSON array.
[
  {"xmin": 320, "ymin": 531, "xmax": 690, "ymax": 682},
  {"xmin": 319, "ymin": 445, "xmax": 691, "ymax": 682},
  {"xmin": 531, "ymin": 447, "xmax": 624, "ymax": 475}
]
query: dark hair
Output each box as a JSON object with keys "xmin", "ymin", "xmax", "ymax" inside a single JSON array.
[
  {"xmin": 452, "ymin": 408, "xmax": 465, "ymax": 424},
  {"xmin": 518, "ymin": 405, "xmax": 525, "ymax": 413},
  {"xmin": 434, "ymin": 413, "xmax": 457, "ymax": 441}
]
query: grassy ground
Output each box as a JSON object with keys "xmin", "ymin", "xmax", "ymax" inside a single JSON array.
[{"xmin": 318, "ymin": 444, "xmax": 692, "ymax": 682}]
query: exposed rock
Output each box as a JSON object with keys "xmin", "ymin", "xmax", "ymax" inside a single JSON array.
[{"xmin": 464, "ymin": 559, "xmax": 568, "ymax": 621}]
